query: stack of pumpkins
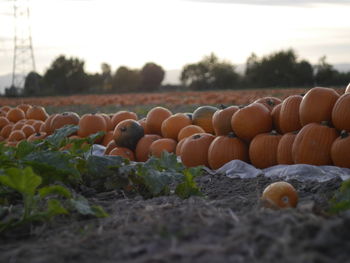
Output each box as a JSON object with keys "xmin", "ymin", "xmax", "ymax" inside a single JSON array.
[{"xmin": 1, "ymin": 86, "xmax": 349, "ymax": 170}]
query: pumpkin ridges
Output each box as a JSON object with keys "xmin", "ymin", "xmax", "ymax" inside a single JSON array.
[
  {"xmin": 249, "ymin": 130, "xmax": 282, "ymax": 169},
  {"xmin": 26, "ymin": 106, "xmax": 49, "ymax": 121},
  {"xmin": 161, "ymin": 113, "xmax": 192, "ymax": 140},
  {"xmin": 254, "ymin": 96, "xmax": 282, "ymax": 112},
  {"xmin": 146, "ymin": 106, "xmax": 172, "ymax": 135},
  {"xmin": 135, "ymin": 134, "xmax": 162, "ymax": 162},
  {"xmin": 111, "ymin": 111, "xmax": 138, "ymax": 130},
  {"xmin": 149, "ymin": 138, "xmax": 177, "ymax": 158},
  {"xmin": 277, "ymin": 131, "xmax": 298, "ymax": 164},
  {"xmin": 113, "ymin": 119, "xmax": 144, "ymax": 151},
  {"xmin": 331, "ymin": 93, "xmax": 350, "ymax": 132},
  {"xmin": 109, "ymin": 147, "xmax": 135, "ymax": 161},
  {"xmin": 78, "ymin": 113, "xmax": 107, "ymax": 140},
  {"xmin": 299, "ymin": 87, "xmax": 339, "ymax": 126},
  {"xmin": 208, "ymin": 132, "xmax": 249, "ymax": 170},
  {"xmin": 212, "ymin": 105, "xmax": 239, "ymax": 136},
  {"xmin": 192, "ymin": 105, "xmax": 218, "ymax": 134},
  {"xmin": 279, "ymin": 95, "xmax": 302, "ymax": 134},
  {"xmin": 51, "ymin": 112, "xmax": 80, "ymax": 131},
  {"xmin": 271, "ymin": 103, "xmax": 282, "ymax": 134},
  {"xmin": 6, "ymin": 108, "xmax": 25, "ymax": 123},
  {"xmin": 177, "ymin": 125, "xmax": 205, "ymax": 141},
  {"xmin": 292, "ymin": 122, "xmax": 339, "ymax": 165},
  {"xmin": 331, "ymin": 130, "xmax": 350, "ymax": 168}
]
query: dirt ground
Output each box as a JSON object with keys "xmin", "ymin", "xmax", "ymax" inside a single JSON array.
[{"xmin": 1, "ymin": 173, "xmax": 349, "ymax": 263}]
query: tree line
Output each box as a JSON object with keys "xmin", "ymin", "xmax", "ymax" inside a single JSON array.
[{"xmin": 5, "ymin": 48, "xmax": 350, "ymax": 97}]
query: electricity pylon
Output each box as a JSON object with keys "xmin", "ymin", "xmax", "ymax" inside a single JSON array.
[{"xmin": 11, "ymin": 0, "xmax": 35, "ymax": 89}]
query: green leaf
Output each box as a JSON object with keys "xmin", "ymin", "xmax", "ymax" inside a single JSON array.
[
  {"xmin": 39, "ymin": 185, "xmax": 72, "ymax": 199},
  {"xmin": 46, "ymin": 124, "xmax": 79, "ymax": 148},
  {"xmin": 175, "ymin": 167, "xmax": 203, "ymax": 199},
  {"xmin": 330, "ymin": 179, "xmax": 350, "ymax": 213},
  {"xmin": 70, "ymin": 195, "xmax": 108, "ymax": 218},
  {"xmin": 46, "ymin": 199, "xmax": 69, "ymax": 218},
  {"xmin": 90, "ymin": 205, "xmax": 109, "ymax": 218},
  {"xmin": 0, "ymin": 167, "xmax": 41, "ymax": 196},
  {"xmin": 15, "ymin": 140, "xmax": 36, "ymax": 159}
]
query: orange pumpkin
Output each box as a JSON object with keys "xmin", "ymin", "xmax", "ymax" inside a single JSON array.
[
  {"xmin": 299, "ymin": 87, "xmax": 339, "ymax": 126},
  {"xmin": 104, "ymin": 140, "xmax": 118, "ymax": 155},
  {"xmin": 279, "ymin": 95, "xmax": 302, "ymax": 134},
  {"xmin": 51, "ymin": 112, "xmax": 80, "ymax": 131},
  {"xmin": 77, "ymin": 113, "xmax": 107, "ymax": 140},
  {"xmin": 175, "ymin": 138, "xmax": 187, "ymax": 156},
  {"xmin": 16, "ymin": 104, "xmax": 32, "ymax": 114},
  {"xmin": 109, "ymin": 147, "xmax": 135, "ymax": 161},
  {"xmin": 331, "ymin": 130, "xmax": 350, "ymax": 168},
  {"xmin": 249, "ymin": 130, "xmax": 282, "ymax": 169},
  {"xmin": 101, "ymin": 130, "xmax": 114, "ymax": 146},
  {"xmin": 0, "ymin": 116, "xmax": 10, "ymax": 130},
  {"xmin": 177, "ymin": 125, "xmax": 205, "ymax": 141},
  {"xmin": 271, "ymin": 103, "xmax": 282, "ymax": 134},
  {"xmin": 113, "ymin": 119, "xmax": 144, "ymax": 151},
  {"xmin": 6, "ymin": 108, "xmax": 25, "ymax": 123},
  {"xmin": 0, "ymin": 123, "xmax": 14, "ymax": 138},
  {"xmin": 180, "ymin": 133, "xmax": 215, "ymax": 167},
  {"xmin": 135, "ymin": 134, "xmax": 162, "ymax": 162},
  {"xmin": 212, "ymin": 105, "xmax": 239, "ymax": 136},
  {"xmin": 261, "ymin": 181, "xmax": 298, "ymax": 209},
  {"xmin": 145, "ymin": 106, "xmax": 172, "ymax": 135},
  {"xmin": 8, "ymin": 130, "xmax": 26, "ymax": 142},
  {"xmin": 27, "ymin": 132, "xmax": 47, "ymax": 142},
  {"xmin": 21, "ymin": 124, "xmax": 36, "ymax": 138},
  {"xmin": 331, "ymin": 93, "xmax": 350, "ymax": 132},
  {"xmin": 345, "ymin": 83, "xmax": 350, "ymax": 93},
  {"xmin": 192, "ymin": 106, "xmax": 218, "ymax": 134},
  {"xmin": 111, "ymin": 110, "xmax": 138, "ymax": 130},
  {"xmin": 254, "ymin": 96, "xmax": 282, "ymax": 112},
  {"xmin": 161, "ymin": 113, "xmax": 192, "ymax": 140},
  {"xmin": 277, "ymin": 131, "xmax": 298, "ymax": 165},
  {"xmin": 41, "ymin": 113, "xmax": 59, "ymax": 135},
  {"xmin": 292, "ymin": 122, "xmax": 338, "ymax": 165},
  {"xmin": 231, "ymin": 103, "xmax": 273, "ymax": 143},
  {"xmin": 26, "ymin": 106, "xmax": 48, "ymax": 121},
  {"xmin": 208, "ymin": 132, "xmax": 249, "ymax": 170},
  {"xmin": 149, "ymin": 138, "xmax": 177, "ymax": 158}
]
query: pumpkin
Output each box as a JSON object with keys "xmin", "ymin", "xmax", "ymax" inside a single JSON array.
[
  {"xmin": 6, "ymin": 108, "xmax": 25, "ymax": 123},
  {"xmin": 149, "ymin": 138, "xmax": 177, "ymax": 158},
  {"xmin": 180, "ymin": 133, "xmax": 215, "ymax": 167},
  {"xmin": 101, "ymin": 130, "xmax": 114, "ymax": 146},
  {"xmin": 212, "ymin": 105, "xmax": 239, "ymax": 136},
  {"xmin": 138, "ymin": 117, "xmax": 151, "ymax": 134},
  {"xmin": 254, "ymin": 96, "xmax": 282, "ymax": 112},
  {"xmin": 26, "ymin": 105, "xmax": 48, "ymax": 121},
  {"xmin": 0, "ymin": 116, "xmax": 10, "ymax": 130},
  {"xmin": 0, "ymin": 123, "xmax": 14, "ymax": 138},
  {"xmin": 277, "ymin": 131, "xmax": 298, "ymax": 165},
  {"xmin": 17, "ymin": 104, "xmax": 32, "ymax": 114},
  {"xmin": 77, "ymin": 113, "xmax": 107, "ymax": 139},
  {"xmin": 261, "ymin": 181, "xmax": 298, "ymax": 209},
  {"xmin": 177, "ymin": 125, "xmax": 205, "ymax": 141},
  {"xmin": 299, "ymin": 87, "xmax": 339, "ymax": 126},
  {"xmin": 208, "ymin": 132, "xmax": 249, "ymax": 170},
  {"xmin": 111, "ymin": 110, "xmax": 138, "ymax": 130},
  {"xmin": 175, "ymin": 138, "xmax": 187, "ymax": 156},
  {"xmin": 331, "ymin": 130, "xmax": 350, "ymax": 168},
  {"xmin": 271, "ymin": 103, "xmax": 282, "ymax": 133},
  {"xmin": 135, "ymin": 134, "xmax": 162, "ymax": 162},
  {"xmin": 104, "ymin": 140, "xmax": 117, "ymax": 155},
  {"xmin": 331, "ymin": 93, "xmax": 350, "ymax": 132},
  {"xmin": 292, "ymin": 122, "xmax": 338, "ymax": 165},
  {"xmin": 100, "ymin": 113, "xmax": 114, "ymax": 131},
  {"xmin": 0, "ymin": 106, "xmax": 11, "ymax": 113},
  {"xmin": 109, "ymin": 147, "xmax": 135, "ymax": 161},
  {"xmin": 249, "ymin": 130, "xmax": 282, "ymax": 169},
  {"xmin": 279, "ymin": 95, "xmax": 302, "ymax": 134},
  {"xmin": 27, "ymin": 132, "xmax": 47, "ymax": 142},
  {"xmin": 32, "ymin": 120, "xmax": 44, "ymax": 133},
  {"xmin": 42, "ymin": 113, "xmax": 59, "ymax": 135},
  {"xmin": 231, "ymin": 103, "xmax": 273, "ymax": 142},
  {"xmin": 21, "ymin": 124, "xmax": 36, "ymax": 138},
  {"xmin": 12, "ymin": 120, "xmax": 26, "ymax": 131},
  {"xmin": 345, "ymin": 83, "xmax": 350, "ymax": 93},
  {"xmin": 8, "ymin": 130, "xmax": 26, "ymax": 142},
  {"xmin": 113, "ymin": 119, "xmax": 144, "ymax": 151},
  {"xmin": 51, "ymin": 112, "xmax": 80, "ymax": 131},
  {"xmin": 192, "ymin": 106, "xmax": 218, "ymax": 134},
  {"xmin": 145, "ymin": 106, "xmax": 172, "ymax": 135},
  {"xmin": 161, "ymin": 113, "xmax": 192, "ymax": 140}
]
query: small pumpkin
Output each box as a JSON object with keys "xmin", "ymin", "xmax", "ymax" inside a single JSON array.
[
  {"xmin": 146, "ymin": 106, "xmax": 172, "ymax": 135},
  {"xmin": 277, "ymin": 131, "xmax": 298, "ymax": 165},
  {"xmin": 113, "ymin": 119, "xmax": 144, "ymax": 151},
  {"xmin": 177, "ymin": 125, "xmax": 205, "ymax": 141},
  {"xmin": 254, "ymin": 96, "xmax": 282, "ymax": 112},
  {"xmin": 261, "ymin": 181, "xmax": 298, "ymax": 209},
  {"xmin": 231, "ymin": 103, "xmax": 273, "ymax": 142},
  {"xmin": 111, "ymin": 110, "xmax": 138, "ymax": 130},
  {"xmin": 27, "ymin": 132, "xmax": 47, "ymax": 142},
  {"xmin": 331, "ymin": 93, "xmax": 350, "ymax": 132},
  {"xmin": 104, "ymin": 140, "xmax": 118, "ymax": 155},
  {"xmin": 149, "ymin": 138, "xmax": 177, "ymax": 158},
  {"xmin": 26, "ymin": 105, "xmax": 49, "ymax": 121},
  {"xmin": 249, "ymin": 130, "xmax": 282, "ymax": 169},
  {"xmin": 0, "ymin": 123, "xmax": 14, "ymax": 138},
  {"xmin": 299, "ymin": 87, "xmax": 339, "ymax": 126},
  {"xmin": 135, "ymin": 134, "xmax": 162, "ymax": 162},
  {"xmin": 101, "ymin": 130, "xmax": 114, "ymax": 146},
  {"xmin": 279, "ymin": 95, "xmax": 302, "ymax": 134},
  {"xmin": 109, "ymin": 147, "xmax": 135, "ymax": 161},
  {"xmin": 8, "ymin": 130, "xmax": 26, "ymax": 142},
  {"xmin": 192, "ymin": 105, "xmax": 218, "ymax": 134},
  {"xmin": 16, "ymin": 104, "xmax": 32, "ymax": 114},
  {"xmin": 345, "ymin": 83, "xmax": 350, "ymax": 93},
  {"xmin": 51, "ymin": 112, "xmax": 80, "ymax": 131},
  {"xmin": 212, "ymin": 105, "xmax": 239, "ymax": 136},
  {"xmin": 6, "ymin": 108, "xmax": 25, "ymax": 123},
  {"xmin": 78, "ymin": 113, "xmax": 107, "ymax": 140},
  {"xmin": 331, "ymin": 130, "xmax": 350, "ymax": 168},
  {"xmin": 21, "ymin": 124, "xmax": 36, "ymax": 138},
  {"xmin": 271, "ymin": 103, "xmax": 282, "ymax": 134},
  {"xmin": 208, "ymin": 132, "xmax": 249, "ymax": 170},
  {"xmin": 175, "ymin": 138, "xmax": 187, "ymax": 156},
  {"xmin": 161, "ymin": 113, "xmax": 192, "ymax": 140},
  {"xmin": 292, "ymin": 121, "xmax": 338, "ymax": 165},
  {"xmin": 180, "ymin": 133, "xmax": 215, "ymax": 167},
  {"xmin": 0, "ymin": 116, "xmax": 10, "ymax": 130}
]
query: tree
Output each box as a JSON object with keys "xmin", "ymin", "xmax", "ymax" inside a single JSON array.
[
  {"xmin": 43, "ymin": 55, "xmax": 89, "ymax": 95},
  {"xmin": 140, "ymin": 62, "xmax": 165, "ymax": 91},
  {"xmin": 112, "ymin": 66, "xmax": 141, "ymax": 93},
  {"xmin": 23, "ymin": 71, "xmax": 44, "ymax": 96},
  {"xmin": 181, "ymin": 53, "xmax": 239, "ymax": 90},
  {"xmin": 314, "ymin": 56, "xmax": 337, "ymax": 86},
  {"xmin": 101, "ymin": 63, "xmax": 112, "ymax": 91}
]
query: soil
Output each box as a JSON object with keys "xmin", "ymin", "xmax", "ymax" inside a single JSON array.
[{"xmin": 1, "ymin": 173, "xmax": 349, "ymax": 263}]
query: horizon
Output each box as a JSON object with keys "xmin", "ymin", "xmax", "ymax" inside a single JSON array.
[{"xmin": 1, "ymin": 0, "xmax": 350, "ymax": 83}]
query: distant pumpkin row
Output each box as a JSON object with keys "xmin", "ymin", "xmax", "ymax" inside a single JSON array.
[{"xmin": 1, "ymin": 85, "xmax": 350, "ymax": 169}]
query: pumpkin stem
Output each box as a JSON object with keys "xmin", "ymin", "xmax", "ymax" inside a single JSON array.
[
  {"xmin": 320, "ymin": 121, "xmax": 331, "ymax": 127},
  {"xmin": 270, "ymin": 130, "xmax": 279, "ymax": 136},
  {"xmin": 35, "ymin": 132, "xmax": 41, "ymax": 136},
  {"xmin": 266, "ymin": 99, "xmax": 275, "ymax": 106},
  {"xmin": 340, "ymin": 130, "xmax": 349, "ymax": 139},
  {"xmin": 193, "ymin": 134, "xmax": 201, "ymax": 139},
  {"xmin": 227, "ymin": 132, "xmax": 237, "ymax": 138}
]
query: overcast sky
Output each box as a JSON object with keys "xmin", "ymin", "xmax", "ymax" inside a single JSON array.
[{"xmin": 0, "ymin": 0, "xmax": 350, "ymax": 80}]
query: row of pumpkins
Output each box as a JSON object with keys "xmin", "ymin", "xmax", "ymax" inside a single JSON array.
[{"xmin": 1, "ymin": 86, "xmax": 350, "ymax": 170}]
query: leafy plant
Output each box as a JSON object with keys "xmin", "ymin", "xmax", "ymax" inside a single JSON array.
[{"xmin": 329, "ymin": 179, "xmax": 350, "ymax": 213}]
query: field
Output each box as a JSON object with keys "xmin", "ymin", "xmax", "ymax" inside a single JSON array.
[{"xmin": 1, "ymin": 87, "xmax": 350, "ymax": 263}]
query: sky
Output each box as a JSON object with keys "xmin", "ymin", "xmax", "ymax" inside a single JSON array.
[{"xmin": 1, "ymin": 0, "xmax": 350, "ymax": 84}]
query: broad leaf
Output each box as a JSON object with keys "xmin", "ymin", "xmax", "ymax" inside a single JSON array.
[{"xmin": 39, "ymin": 185, "xmax": 72, "ymax": 199}]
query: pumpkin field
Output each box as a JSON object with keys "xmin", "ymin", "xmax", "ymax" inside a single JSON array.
[{"xmin": 1, "ymin": 86, "xmax": 350, "ymax": 263}]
